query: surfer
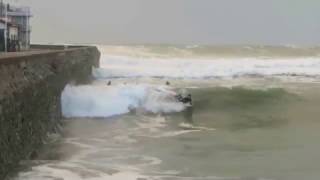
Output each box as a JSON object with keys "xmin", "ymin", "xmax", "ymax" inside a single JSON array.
[
  {"xmin": 107, "ymin": 81, "xmax": 112, "ymax": 86},
  {"xmin": 175, "ymin": 93, "xmax": 194, "ymax": 123},
  {"xmin": 176, "ymin": 94, "xmax": 192, "ymax": 106}
]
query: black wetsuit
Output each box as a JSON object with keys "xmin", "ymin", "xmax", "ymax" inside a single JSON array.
[
  {"xmin": 176, "ymin": 94, "xmax": 193, "ymax": 123},
  {"xmin": 176, "ymin": 94, "xmax": 192, "ymax": 105}
]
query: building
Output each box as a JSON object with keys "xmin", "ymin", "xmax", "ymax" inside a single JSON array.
[
  {"xmin": 0, "ymin": 2, "xmax": 31, "ymax": 52},
  {"xmin": 8, "ymin": 22, "xmax": 18, "ymax": 41},
  {"xmin": 0, "ymin": 18, "xmax": 19, "ymax": 51},
  {"xmin": 7, "ymin": 5, "xmax": 31, "ymax": 50},
  {"xmin": 0, "ymin": 19, "xmax": 5, "ymax": 51}
]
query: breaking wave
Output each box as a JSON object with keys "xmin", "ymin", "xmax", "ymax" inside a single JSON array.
[
  {"xmin": 61, "ymin": 84, "xmax": 185, "ymax": 118},
  {"xmin": 93, "ymin": 53, "xmax": 320, "ymax": 80}
]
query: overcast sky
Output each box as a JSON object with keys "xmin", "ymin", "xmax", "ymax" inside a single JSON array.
[{"xmin": 8, "ymin": 0, "xmax": 320, "ymax": 45}]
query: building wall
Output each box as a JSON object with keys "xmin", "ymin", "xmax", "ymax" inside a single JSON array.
[
  {"xmin": 9, "ymin": 26, "xmax": 18, "ymax": 40},
  {"xmin": 0, "ymin": 22, "xmax": 5, "ymax": 29},
  {"xmin": 11, "ymin": 16, "xmax": 30, "ymax": 50},
  {"xmin": 7, "ymin": 5, "xmax": 31, "ymax": 50},
  {"xmin": 0, "ymin": 29, "xmax": 4, "ymax": 51}
]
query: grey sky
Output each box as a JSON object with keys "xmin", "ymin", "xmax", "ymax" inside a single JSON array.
[{"xmin": 9, "ymin": 0, "xmax": 320, "ymax": 45}]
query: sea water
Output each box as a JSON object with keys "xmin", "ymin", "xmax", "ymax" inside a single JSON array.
[{"xmin": 14, "ymin": 45, "xmax": 320, "ymax": 180}]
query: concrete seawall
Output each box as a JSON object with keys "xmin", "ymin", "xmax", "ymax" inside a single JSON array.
[{"xmin": 0, "ymin": 45, "xmax": 100, "ymax": 179}]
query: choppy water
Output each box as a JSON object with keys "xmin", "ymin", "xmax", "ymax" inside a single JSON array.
[{"xmin": 14, "ymin": 45, "xmax": 320, "ymax": 180}]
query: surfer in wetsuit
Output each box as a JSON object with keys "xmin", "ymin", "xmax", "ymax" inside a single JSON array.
[
  {"xmin": 176, "ymin": 94, "xmax": 192, "ymax": 106},
  {"xmin": 175, "ymin": 93, "xmax": 194, "ymax": 123}
]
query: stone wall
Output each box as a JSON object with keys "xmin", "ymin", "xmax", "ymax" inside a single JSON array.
[{"xmin": 0, "ymin": 46, "xmax": 100, "ymax": 179}]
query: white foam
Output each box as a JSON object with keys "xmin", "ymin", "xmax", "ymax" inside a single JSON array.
[
  {"xmin": 132, "ymin": 116, "xmax": 204, "ymax": 138},
  {"xmin": 16, "ymin": 164, "xmax": 144, "ymax": 180},
  {"xmin": 93, "ymin": 53, "xmax": 320, "ymax": 80},
  {"xmin": 179, "ymin": 123, "xmax": 216, "ymax": 131},
  {"xmin": 61, "ymin": 84, "xmax": 185, "ymax": 118},
  {"xmin": 135, "ymin": 115, "xmax": 167, "ymax": 133}
]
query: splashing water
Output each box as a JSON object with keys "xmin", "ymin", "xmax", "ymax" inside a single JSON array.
[{"xmin": 61, "ymin": 84, "xmax": 186, "ymax": 118}]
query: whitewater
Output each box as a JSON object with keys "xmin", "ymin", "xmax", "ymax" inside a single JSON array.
[
  {"xmin": 61, "ymin": 84, "xmax": 185, "ymax": 118},
  {"xmin": 94, "ymin": 55, "xmax": 320, "ymax": 79}
]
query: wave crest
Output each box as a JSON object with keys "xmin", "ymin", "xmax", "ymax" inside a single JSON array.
[
  {"xmin": 93, "ymin": 54, "xmax": 320, "ymax": 80},
  {"xmin": 61, "ymin": 84, "xmax": 185, "ymax": 118}
]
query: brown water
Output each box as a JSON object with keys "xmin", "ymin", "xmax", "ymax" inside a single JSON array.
[{"xmin": 14, "ymin": 80, "xmax": 320, "ymax": 180}]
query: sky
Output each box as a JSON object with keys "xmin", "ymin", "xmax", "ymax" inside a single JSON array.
[{"xmin": 8, "ymin": 0, "xmax": 320, "ymax": 45}]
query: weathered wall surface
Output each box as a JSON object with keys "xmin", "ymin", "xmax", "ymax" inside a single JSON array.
[{"xmin": 0, "ymin": 46, "xmax": 100, "ymax": 179}]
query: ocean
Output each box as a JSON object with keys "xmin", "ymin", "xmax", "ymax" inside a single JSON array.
[{"xmin": 15, "ymin": 45, "xmax": 320, "ymax": 180}]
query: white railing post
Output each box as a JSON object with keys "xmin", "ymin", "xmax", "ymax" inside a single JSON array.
[
  {"xmin": 4, "ymin": 2, "xmax": 7, "ymax": 52},
  {"xmin": 27, "ymin": 7, "xmax": 30, "ymax": 49}
]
